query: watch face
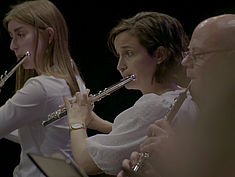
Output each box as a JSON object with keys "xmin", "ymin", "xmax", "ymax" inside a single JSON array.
[{"xmin": 71, "ymin": 123, "xmax": 85, "ymax": 130}]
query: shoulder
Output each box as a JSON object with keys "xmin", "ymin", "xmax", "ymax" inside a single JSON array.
[
  {"xmin": 134, "ymin": 93, "xmax": 174, "ymax": 110},
  {"xmin": 27, "ymin": 75, "xmax": 65, "ymax": 84},
  {"xmin": 172, "ymin": 91, "xmax": 199, "ymax": 126},
  {"xmin": 130, "ymin": 91, "xmax": 186, "ymax": 121},
  {"xmin": 176, "ymin": 91, "xmax": 198, "ymax": 114},
  {"xmin": 24, "ymin": 75, "xmax": 69, "ymax": 95},
  {"xmin": 30, "ymin": 74, "xmax": 86, "ymax": 93},
  {"xmin": 113, "ymin": 93, "xmax": 174, "ymax": 126}
]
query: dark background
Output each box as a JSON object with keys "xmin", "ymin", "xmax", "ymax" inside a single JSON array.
[{"xmin": 0, "ymin": 0, "xmax": 234, "ymax": 176}]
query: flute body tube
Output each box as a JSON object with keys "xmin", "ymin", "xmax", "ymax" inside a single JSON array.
[
  {"xmin": 42, "ymin": 74, "xmax": 136, "ymax": 127},
  {"xmin": 0, "ymin": 51, "xmax": 30, "ymax": 88}
]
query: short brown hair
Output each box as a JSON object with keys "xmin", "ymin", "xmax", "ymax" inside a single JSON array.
[{"xmin": 108, "ymin": 12, "xmax": 189, "ymax": 86}]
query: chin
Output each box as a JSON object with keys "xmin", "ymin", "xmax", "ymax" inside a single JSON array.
[{"xmin": 125, "ymin": 85, "xmax": 139, "ymax": 91}]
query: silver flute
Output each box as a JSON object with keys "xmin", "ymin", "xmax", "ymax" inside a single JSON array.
[
  {"xmin": 42, "ymin": 74, "xmax": 136, "ymax": 127},
  {"xmin": 131, "ymin": 81, "xmax": 192, "ymax": 174},
  {"xmin": 0, "ymin": 51, "xmax": 30, "ymax": 88}
]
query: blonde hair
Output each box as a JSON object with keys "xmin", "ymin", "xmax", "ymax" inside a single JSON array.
[{"xmin": 3, "ymin": 0, "xmax": 81, "ymax": 94}]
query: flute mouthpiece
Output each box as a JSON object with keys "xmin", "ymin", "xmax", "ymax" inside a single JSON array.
[
  {"xmin": 131, "ymin": 74, "xmax": 136, "ymax": 80},
  {"xmin": 25, "ymin": 51, "xmax": 31, "ymax": 56}
]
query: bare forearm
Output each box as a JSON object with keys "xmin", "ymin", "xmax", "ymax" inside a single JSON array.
[
  {"xmin": 70, "ymin": 129, "xmax": 103, "ymax": 175},
  {"xmin": 64, "ymin": 92, "xmax": 106, "ymax": 174},
  {"xmin": 88, "ymin": 112, "xmax": 112, "ymax": 133}
]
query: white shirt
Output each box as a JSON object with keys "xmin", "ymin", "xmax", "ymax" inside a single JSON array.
[
  {"xmin": 86, "ymin": 90, "xmax": 197, "ymax": 175},
  {"xmin": 0, "ymin": 74, "xmax": 85, "ymax": 177}
]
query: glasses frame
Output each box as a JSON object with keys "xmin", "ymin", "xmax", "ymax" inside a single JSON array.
[{"xmin": 182, "ymin": 48, "xmax": 235, "ymax": 64}]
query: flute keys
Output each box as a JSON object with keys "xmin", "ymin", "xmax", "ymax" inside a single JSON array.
[
  {"xmin": 131, "ymin": 152, "xmax": 150, "ymax": 173},
  {"xmin": 43, "ymin": 75, "xmax": 136, "ymax": 127}
]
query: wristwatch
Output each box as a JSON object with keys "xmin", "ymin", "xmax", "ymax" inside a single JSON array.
[{"xmin": 70, "ymin": 122, "xmax": 85, "ymax": 130}]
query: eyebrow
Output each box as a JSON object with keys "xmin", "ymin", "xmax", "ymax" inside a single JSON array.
[
  {"xmin": 115, "ymin": 45, "xmax": 131, "ymax": 52},
  {"xmin": 16, "ymin": 26, "xmax": 24, "ymax": 31},
  {"xmin": 9, "ymin": 26, "xmax": 24, "ymax": 34},
  {"xmin": 120, "ymin": 45, "xmax": 133, "ymax": 50}
]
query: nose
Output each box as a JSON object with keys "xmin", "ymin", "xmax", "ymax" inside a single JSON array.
[
  {"xmin": 117, "ymin": 57, "xmax": 127, "ymax": 73},
  {"xmin": 10, "ymin": 37, "xmax": 18, "ymax": 52},
  {"xmin": 181, "ymin": 55, "xmax": 193, "ymax": 68}
]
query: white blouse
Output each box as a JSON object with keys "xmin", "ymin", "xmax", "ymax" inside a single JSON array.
[
  {"xmin": 86, "ymin": 90, "xmax": 197, "ymax": 175},
  {"xmin": 0, "ymin": 74, "xmax": 85, "ymax": 177}
]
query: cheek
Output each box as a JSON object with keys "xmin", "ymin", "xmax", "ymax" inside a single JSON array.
[
  {"xmin": 131, "ymin": 60, "xmax": 156, "ymax": 87},
  {"xmin": 23, "ymin": 33, "xmax": 36, "ymax": 52},
  {"xmin": 195, "ymin": 66, "xmax": 206, "ymax": 78},
  {"xmin": 188, "ymin": 63, "xmax": 203, "ymax": 79},
  {"xmin": 137, "ymin": 58, "xmax": 156, "ymax": 76},
  {"xmin": 31, "ymin": 33, "xmax": 48, "ymax": 60},
  {"xmin": 37, "ymin": 38, "xmax": 47, "ymax": 56}
]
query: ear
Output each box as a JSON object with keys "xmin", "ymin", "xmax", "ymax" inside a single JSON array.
[
  {"xmin": 46, "ymin": 27, "xmax": 54, "ymax": 44},
  {"xmin": 152, "ymin": 46, "xmax": 168, "ymax": 64}
]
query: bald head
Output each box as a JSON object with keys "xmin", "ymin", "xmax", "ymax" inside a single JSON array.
[
  {"xmin": 190, "ymin": 14, "xmax": 235, "ymax": 51},
  {"xmin": 182, "ymin": 14, "xmax": 235, "ymax": 104}
]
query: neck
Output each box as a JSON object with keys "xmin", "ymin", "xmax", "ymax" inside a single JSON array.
[{"xmin": 142, "ymin": 82, "xmax": 181, "ymax": 95}]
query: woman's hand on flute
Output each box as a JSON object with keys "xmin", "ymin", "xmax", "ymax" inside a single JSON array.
[{"xmin": 63, "ymin": 89, "xmax": 93, "ymax": 126}]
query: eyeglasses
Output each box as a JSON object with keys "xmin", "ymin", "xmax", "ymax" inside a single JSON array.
[{"xmin": 182, "ymin": 48, "xmax": 235, "ymax": 63}]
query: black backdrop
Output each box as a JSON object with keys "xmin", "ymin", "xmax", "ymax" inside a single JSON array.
[{"xmin": 0, "ymin": 0, "xmax": 234, "ymax": 176}]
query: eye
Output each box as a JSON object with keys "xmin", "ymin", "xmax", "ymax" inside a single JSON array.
[
  {"xmin": 123, "ymin": 50, "xmax": 133, "ymax": 59},
  {"xmin": 127, "ymin": 50, "xmax": 133, "ymax": 57},
  {"xmin": 17, "ymin": 32, "xmax": 25, "ymax": 38}
]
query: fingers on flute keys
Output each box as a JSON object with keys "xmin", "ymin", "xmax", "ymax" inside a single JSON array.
[{"xmin": 118, "ymin": 152, "xmax": 140, "ymax": 177}]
